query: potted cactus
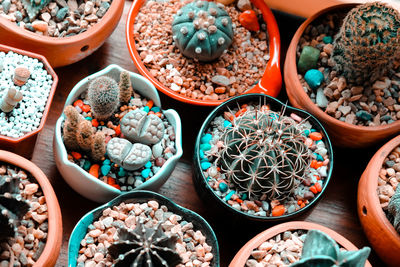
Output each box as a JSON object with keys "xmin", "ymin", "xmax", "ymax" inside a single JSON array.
[
  {"xmin": 54, "ymin": 64, "xmax": 183, "ymax": 203},
  {"xmin": 193, "ymin": 93, "xmax": 333, "ymax": 221},
  {"xmin": 284, "ymin": 1, "xmax": 400, "ymax": 147}
]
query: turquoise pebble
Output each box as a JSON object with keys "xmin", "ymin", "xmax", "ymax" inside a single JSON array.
[
  {"xmin": 223, "ymin": 120, "xmax": 232, "ymax": 128},
  {"xmin": 316, "ymin": 140, "xmax": 323, "ymax": 144},
  {"xmin": 304, "ymin": 69, "xmax": 324, "ymax": 89},
  {"xmin": 151, "ymin": 106, "xmax": 161, "ymax": 113},
  {"xmin": 314, "ymin": 153, "xmax": 323, "ymax": 161},
  {"xmin": 201, "ymin": 133, "xmax": 212, "ymax": 144},
  {"xmin": 297, "ymin": 46, "xmax": 320, "ymax": 73},
  {"xmin": 118, "ymin": 167, "xmax": 126, "ymax": 177},
  {"xmin": 141, "ymin": 168, "xmax": 151, "ymax": 178},
  {"xmin": 201, "ymin": 161, "xmax": 211, "ymax": 170},
  {"xmin": 85, "ymin": 117, "xmax": 92, "ymax": 121},
  {"xmin": 103, "ymin": 159, "xmax": 111, "ymax": 165},
  {"xmin": 225, "ymin": 190, "xmax": 235, "ymax": 201},
  {"xmin": 304, "ymin": 129, "xmax": 310, "ymax": 137},
  {"xmin": 101, "ymin": 164, "xmax": 111, "ymax": 176},
  {"xmin": 218, "ymin": 182, "xmax": 228, "ymax": 193},
  {"xmin": 381, "ymin": 115, "xmax": 392, "ymax": 121},
  {"xmin": 199, "ymin": 149, "xmax": 205, "ymax": 159},
  {"xmin": 356, "ymin": 110, "xmax": 372, "ymax": 121},
  {"xmin": 241, "ymin": 193, "xmax": 248, "ymax": 200},
  {"xmin": 144, "ymin": 161, "xmax": 152, "ymax": 168},
  {"xmin": 323, "ymin": 36, "xmax": 332, "ymax": 44},
  {"xmin": 83, "ymin": 160, "xmax": 91, "ymax": 171},
  {"xmin": 143, "ymin": 106, "xmax": 150, "ymax": 113},
  {"xmin": 200, "ymin": 143, "xmax": 211, "ymax": 151},
  {"xmin": 311, "ymin": 129, "xmax": 317, "ymax": 132}
]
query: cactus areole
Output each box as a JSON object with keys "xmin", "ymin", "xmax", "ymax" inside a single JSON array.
[{"xmin": 172, "ymin": 1, "xmax": 234, "ymax": 62}]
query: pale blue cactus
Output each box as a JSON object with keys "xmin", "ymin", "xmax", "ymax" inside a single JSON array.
[
  {"xmin": 21, "ymin": 0, "xmax": 51, "ymax": 21},
  {"xmin": 172, "ymin": 0, "xmax": 234, "ymax": 62}
]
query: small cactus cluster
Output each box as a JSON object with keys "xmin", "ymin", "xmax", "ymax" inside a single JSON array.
[
  {"xmin": 172, "ymin": 0, "xmax": 234, "ymax": 62},
  {"xmin": 331, "ymin": 2, "xmax": 400, "ymax": 84},
  {"xmin": 216, "ymin": 106, "xmax": 311, "ymax": 201},
  {"xmin": 119, "ymin": 71, "xmax": 133, "ymax": 104},
  {"xmin": 290, "ymin": 230, "xmax": 370, "ymax": 267},
  {"xmin": 21, "ymin": 0, "xmax": 51, "ymax": 21},
  {"xmin": 63, "ymin": 105, "xmax": 106, "ymax": 162},
  {"xmin": 108, "ymin": 219, "xmax": 182, "ymax": 266},
  {"xmin": 388, "ymin": 185, "xmax": 400, "ymax": 234},
  {"xmin": 0, "ymin": 173, "xmax": 30, "ymax": 240}
]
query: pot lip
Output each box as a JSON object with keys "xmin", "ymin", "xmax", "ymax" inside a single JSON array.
[
  {"xmin": 0, "ymin": 43, "xmax": 58, "ymax": 144},
  {"xmin": 0, "ymin": 0, "xmax": 125, "ymax": 44},
  {"xmin": 0, "ymin": 150, "xmax": 62, "ymax": 267},
  {"xmin": 193, "ymin": 93, "xmax": 334, "ymax": 221},
  {"xmin": 229, "ymin": 221, "xmax": 372, "ymax": 267},
  {"xmin": 67, "ymin": 190, "xmax": 220, "ymax": 266},
  {"xmin": 125, "ymin": 0, "xmax": 282, "ymax": 106},
  {"xmin": 284, "ymin": 2, "xmax": 400, "ymax": 132},
  {"xmin": 54, "ymin": 64, "xmax": 183, "ymax": 196}
]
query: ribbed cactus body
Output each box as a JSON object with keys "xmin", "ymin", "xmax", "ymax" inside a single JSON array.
[
  {"xmin": 88, "ymin": 76, "xmax": 120, "ymax": 121},
  {"xmin": 172, "ymin": 1, "xmax": 234, "ymax": 62},
  {"xmin": 332, "ymin": 2, "xmax": 400, "ymax": 83},
  {"xmin": 218, "ymin": 109, "xmax": 311, "ymax": 200}
]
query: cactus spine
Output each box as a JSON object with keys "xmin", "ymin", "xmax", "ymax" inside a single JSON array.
[
  {"xmin": 88, "ymin": 76, "xmax": 120, "ymax": 121},
  {"xmin": 76, "ymin": 120, "xmax": 93, "ymax": 151},
  {"xmin": 91, "ymin": 132, "xmax": 106, "ymax": 162},
  {"xmin": 63, "ymin": 105, "xmax": 82, "ymax": 150},
  {"xmin": 119, "ymin": 71, "xmax": 133, "ymax": 104}
]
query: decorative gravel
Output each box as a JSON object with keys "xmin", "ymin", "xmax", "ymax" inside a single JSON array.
[
  {"xmin": 0, "ymin": 163, "xmax": 48, "ymax": 267},
  {"xmin": 77, "ymin": 200, "xmax": 214, "ymax": 267},
  {"xmin": 0, "ymin": 51, "xmax": 53, "ymax": 138},
  {"xmin": 297, "ymin": 10, "xmax": 400, "ymax": 126},
  {"xmin": 132, "ymin": 0, "xmax": 269, "ymax": 101}
]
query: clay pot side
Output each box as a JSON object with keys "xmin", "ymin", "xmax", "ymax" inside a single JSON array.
[
  {"xmin": 284, "ymin": 3, "xmax": 400, "ymax": 148},
  {"xmin": 229, "ymin": 221, "xmax": 372, "ymax": 267},
  {"xmin": 0, "ymin": 0, "xmax": 124, "ymax": 67},
  {"xmin": 358, "ymin": 135, "xmax": 400, "ymax": 267},
  {"xmin": 126, "ymin": 0, "xmax": 281, "ymax": 106},
  {"xmin": 0, "ymin": 150, "xmax": 63, "ymax": 267}
]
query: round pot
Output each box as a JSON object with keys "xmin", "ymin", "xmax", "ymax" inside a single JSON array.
[
  {"xmin": 53, "ymin": 64, "xmax": 183, "ymax": 203},
  {"xmin": 0, "ymin": 150, "xmax": 63, "ymax": 267},
  {"xmin": 0, "ymin": 0, "xmax": 124, "ymax": 67},
  {"xmin": 125, "ymin": 0, "xmax": 281, "ymax": 106},
  {"xmin": 0, "ymin": 44, "xmax": 58, "ymax": 159},
  {"xmin": 358, "ymin": 135, "xmax": 400, "ymax": 267},
  {"xmin": 284, "ymin": 3, "xmax": 400, "ymax": 148},
  {"xmin": 192, "ymin": 93, "xmax": 334, "ymax": 221},
  {"xmin": 68, "ymin": 190, "xmax": 220, "ymax": 266},
  {"xmin": 229, "ymin": 221, "xmax": 372, "ymax": 267}
]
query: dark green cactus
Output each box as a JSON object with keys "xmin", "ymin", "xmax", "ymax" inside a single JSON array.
[
  {"xmin": 388, "ymin": 185, "xmax": 400, "ymax": 234},
  {"xmin": 290, "ymin": 230, "xmax": 370, "ymax": 267},
  {"xmin": 172, "ymin": 0, "xmax": 234, "ymax": 62},
  {"xmin": 21, "ymin": 0, "xmax": 51, "ymax": 21},
  {"xmin": 0, "ymin": 174, "xmax": 30, "ymax": 240},
  {"xmin": 331, "ymin": 2, "xmax": 400, "ymax": 83},
  {"xmin": 217, "ymin": 107, "xmax": 311, "ymax": 200}
]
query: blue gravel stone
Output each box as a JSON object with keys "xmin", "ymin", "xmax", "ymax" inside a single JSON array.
[
  {"xmin": 241, "ymin": 193, "xmax": 248, "ymax": 200},
  {"xmin": 199, "ymin": 149, "xmax": 205, "ymax": 159},
  {"xmin": 218, "ymin": 182, "xmax": 228, "ymax": 193},
  {"xmin": 200, "ymin": 161, "xmax": 211, "ymax": 170},
  {"xmin": 200, "ymin": 143, "xmax": 211, "ymax": 151},
  {"xmin": 311, "ymin": 129, "xmax": 317, "ymax": 132},
  {"xmin": 83, "ymin": 160, "xmax": 91, "ymax": 171},
  {"xmin": 144, "ymin": 161, "xmax": 152, "ymax": 168},
  {"xmin": 314, "ymin": 153, "xmax": 323, "ymax": 161},
  {"xmin": 201, "ymin": 133, "xmax": 212, "ymax": 144},
  {"xmin": 101, "ymin": 165, "xmax": 111, "ymax": 176},
  {"xmin": 56, "ymin": 7, "xmax": 69, "ymax": 22},
  {"xmin": 381, "ymin": 115, "xmax": 392, "ymax": 121},
  {"xmin": 141, "ymin": 168, "xmax": 151, "ymax": 178},
  {"xmin": 356, "ymin": 110, "xmax": 372, "ymax": 121},
  {"xmin": 225, "ymin": 190, "xmax": 235, "ymax": 201},
  {"xmin": 304, "ymin": 129, "xmax": 310, "ymax": 136},
  {"xmin": 118, "ymin": 167, "xmax": 126, "ymax": 177},
  {"xmin": 103, "ymin": 159, "xmax": 111, "ymax": 165},
  {"xmin": 85, "ymin": 116, "xmax": 92, "ymax": 121},
  {"xmin": 297, "ymin": 46, "xmax": 320, "ymax": 73},
  {"xmin": 223, "ymin": 120, "xmax": 232, "ymax": 128},
  {"xmin": 304, "ymin": 69, "xmax": 324, "ymax": 89},
  {"xmin": 323, "ymin": 36, "xmax": 332, "ymax": 44},
  {"xmin": 143, "ymin": 106, "xmax": 150, "ymax": 113},
  {"xmin": 151, "ymin": 106, "xmax": 161, "ymax": 113}
]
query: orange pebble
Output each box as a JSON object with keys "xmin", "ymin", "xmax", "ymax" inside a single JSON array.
[
  {"xmin": 261, "ymin": 105, "xmax": 270, "ymax": 112},
  {"xmin": 107, "ymin": 177, "xmax": 116, "ymax": 185},
  {"xmin": 297, "ymin": 200, "xmax": 303, "ymax": 206},
  {"xmin": 310, "ymin": 159, "xmax": 317, "ymax": 169},
  {"xmin": 155, "ymin": 112, "xmax": 162, "ymax": 118},
  {"xmin": 315, "ymin": 161, "xmax": 323, "ymax": 169},
  {"xmin": 272, "ymin": 205, "xmax": 285, "ymax": 216},
  {"xmin": 89, "ymin": 164, "xmax": 100, "ymax": 178},
  {"xmin": 300, "ymin": 203, "xmax": 306, "ymax": 208},
  {"xmin": 148, "ymin": 111, "xmax": 155, "ymax": 115},
  {"xmin": 111, "ymin": 184, "xmax": 120, "ymax": 190},
  {"xmin": 91, "ymin": 119, "xmax": 99, "ymax": 127},
  {"xmin": 235, "ymin": 108, "xmax": 247, "ymax": 117},
  {"xmin": 314, "ymin": 175, "xmax": 321, "ymax": 180},
  {"xmin": 146, "ymin": 100, "xmax": 154, "ymax": 109},
  {"xmin": 71, "ymin": 151, "xmax": 82, "ymax": 160},
  {"xmin": 236, "ymin": 198, "xmax": 243, "ymax": 204},
  {"xmin": 310, "ymin": 132, "xmax": 322, "ymax": 141},
  {"xmin": 241, "ymin": 104, "xmax": 248, "ymax": 108},
  {"xmin": 115, "ymin": 125, "xmax": 121, "ymax": 136},
  {"xmin": 82, "ymin": 104, "xmax": 91, "ymax": 113},
  {"xmin": 74, "ymin": 99, "xmax": 84, "ymax": 108},
  {"xmin": 315, "ymin": 182, "xmax": 322, "ymax": 192},
  {"xmin": 309, "ymin": 185, "xmax": 318, "ymax": 194}
]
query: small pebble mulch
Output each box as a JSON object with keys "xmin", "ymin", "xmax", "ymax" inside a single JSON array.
[
  {"xmin": 297, "ymin": 10, "xmax": 400, "ymax": 126},
  {"xmin": 132, "ymin": 0, "xmax": 269, "ymax": 101},
  {"xmin": 0, "ymin": 51, "xmax": 53, "ymax": 138},
  {"xmin": 64, "ymin": 92, "xmax": 176, "ymax": 191},
  {"xmin": 0, "ymin": 163, "xmax": 48, "ymax": 267},
  {"xmin": 0, "ymin": 0, "xmax": 112, "ymax": 37},
  {"xmin": 199, "ymin": 102, "xmax": 330, "ymax": 217},
  {"xmin": 77, "ymin": 200, "xmax": 214, "ymax": 267}
]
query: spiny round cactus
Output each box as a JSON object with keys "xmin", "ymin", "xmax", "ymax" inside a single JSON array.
[
  {"xmin": 331, "ymin": 2, "xmax": 400, "ymax": 83},
  {"xmin": 217, "ymin": 108, "xmax": 311, "ymax": 200},
  {"xmin": 172, "ymin": 0, "xmax": 234, "ymax": 62},
  {"xmin": 88, "ymin": 76, "xmax": 120, "ymax": 121}
]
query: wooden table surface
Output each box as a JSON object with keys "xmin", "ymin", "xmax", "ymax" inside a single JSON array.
[{"xmin": 26, "ymin": 1, "xmax": 387, "ymax": 266}]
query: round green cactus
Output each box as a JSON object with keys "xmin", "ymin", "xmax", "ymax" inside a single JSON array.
[
  {"xmin": 331, "ymin": 2, "xmax": 400, "ymax": 83},
  {"xmin": 172, "ymin": 0, "xmax": 234, "ymax": 62}
]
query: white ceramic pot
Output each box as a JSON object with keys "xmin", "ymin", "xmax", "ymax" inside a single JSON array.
[{"xmin": 54, "ymin": 64, "xmax": 183, "ymax": 203}]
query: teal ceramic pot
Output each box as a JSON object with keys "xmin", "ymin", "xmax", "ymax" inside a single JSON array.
[{"xmin": 68, "ymin": 190, "xmax": 220, "ymax": 266}]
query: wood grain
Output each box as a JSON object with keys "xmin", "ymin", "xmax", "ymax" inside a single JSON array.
[{"xmin": 21, "ymin": 1, "xmax": 387, "ymax": 266}]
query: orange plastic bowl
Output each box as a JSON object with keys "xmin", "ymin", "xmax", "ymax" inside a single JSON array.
[{"xmin": 126, "ymin": 0, "xmax": 281, "ymax": 106}]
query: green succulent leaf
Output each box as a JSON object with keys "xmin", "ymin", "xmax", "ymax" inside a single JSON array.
[
  {"xmin": 290, "ymin": 255, "xmax": 336, "ymax": 267},
  {"xmin": 388, "ymin": 184, "xmax": 400, "ymax": 233},
  {"xmin": 301, "ymin": 230, "xmax": 339, "ymax": 260},
  {"xmin": 338, "ymin": 247, "xmax": 371, "ymax": 267}
]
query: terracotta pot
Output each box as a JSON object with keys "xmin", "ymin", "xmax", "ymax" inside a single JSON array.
[
  {"xmin": 284, "ymin": 3, "xmax": 400, "ymax": 148},
  {"xmin": 68, "ymin": 190, "xmax": 220, "ymax": 266},
  {"xmin": 358, "ymin": 135, "xmax": 400, "ymax": 267},
  {"xmin": 126, "ymin": 0, "xmax": 281, "ymax": 106},
  {"xmin": 229, "ymin": 221, "xmax": 372, "ymax": 266},
  {"xmin": 0, "ymin": 44, "xmax": 58, "ymax": 159},
  {"xmin": 0, "ymin": 150, "xmax": 63, "ymax": 267},
  {"xmin": 0, "ymin": 0, "xmax": 124, "ymax": 67}
]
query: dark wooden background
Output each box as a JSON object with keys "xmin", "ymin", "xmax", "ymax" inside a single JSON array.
[{"xmin": 26, "ymin": 1, "xmax": 387, "ymax": 266}]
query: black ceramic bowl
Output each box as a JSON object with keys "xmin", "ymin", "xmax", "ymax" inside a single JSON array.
[
  {"xmin": 68, "ymin": 190, "xmax": 220, "ymax": 266},
  {"xmin": 193, "ymin": 94, "xmax": 334, "ymax": 222}
]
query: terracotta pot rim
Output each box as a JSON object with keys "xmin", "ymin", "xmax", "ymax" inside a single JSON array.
[
  {"xmin": 0, "ymin": 44, "xmax": 58, "ymax": 144},
  {"xmin": 0, "ymin": 0, "xmax": 124, "ymax": 44},
  {"xmin": 284, "ymin": 3, "xmax": 400, "ymax": 132},
  {"xmin": 229, "ymin": 221, "xmax": 372, "ymax": 267},
  {"xmin": 0, "ymin": 150, "xmax": 62, "ymax": 267}
]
